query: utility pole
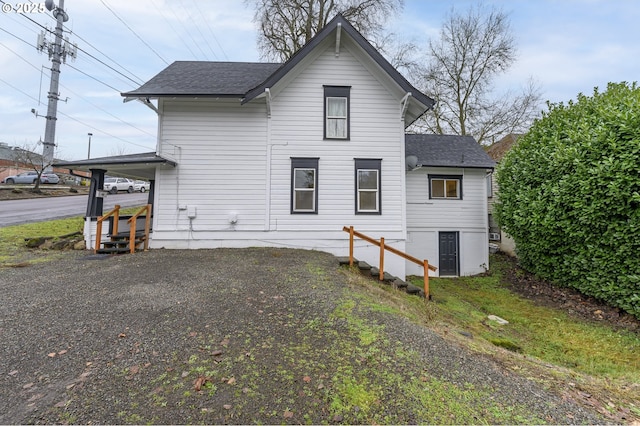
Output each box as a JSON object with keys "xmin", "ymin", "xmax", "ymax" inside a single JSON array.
[{"xmin": 37, "ymin": 0, "xmax": 76, "ymax": 171}]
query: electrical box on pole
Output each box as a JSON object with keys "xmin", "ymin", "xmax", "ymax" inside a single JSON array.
[{"xmin": 36, "ymin": 0, "xmax": 76, "ymax": 172}]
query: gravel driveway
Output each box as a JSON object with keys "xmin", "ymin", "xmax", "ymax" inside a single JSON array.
[{"xmin": 0, "ymin": 248, "xmax": 604, "ymax": 424}]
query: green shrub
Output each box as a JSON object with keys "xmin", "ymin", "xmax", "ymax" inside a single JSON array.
[{"xmin": 495, "ymin": 82, "xmax": 640, "ymax": 319}]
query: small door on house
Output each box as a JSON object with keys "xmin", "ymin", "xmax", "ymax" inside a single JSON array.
[{"xmin": 439, "ymin": 232, "xmax": 459, "ymax": 276}]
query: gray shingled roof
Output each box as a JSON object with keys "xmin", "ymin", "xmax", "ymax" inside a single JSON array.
[
  {"xmin": 121, "ymin": 15, "xmax": 434, "ymax": 125},
  {"xmin": 405, "ymin": 134, "xmax": 496, "ymax": 169},
  {"xmin": 122, "ymin": 62, "xmax": 282, "ymax": 97}
]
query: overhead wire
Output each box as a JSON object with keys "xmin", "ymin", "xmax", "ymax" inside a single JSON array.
[
  {"xmin": 188, "ymin": 0, "xmax": 229, "ymax": 60},
  {"xmin": 0, "ymin": 30, "xmax": 156, "ymax": 149},
  {"xmin": 1, "ymin": 0, "xmax": 239, "ymax": 153},
  {"xmin": 167, "ymin": 3, "xmax": 210, "ymax": 60},
  {"xmin": 176, "ymin": 0, "xmax": 217, "ymax": 60},
  {"xmin": 98, "ymin": 0, "xmax": 170, "ymax": 66},
  {"xmin": 149, "ymin": 0, "xmax": 201, "ymax": 60}
]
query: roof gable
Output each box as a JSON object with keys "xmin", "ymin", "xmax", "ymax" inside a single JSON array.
[
  {"xmin": 242, "ymin": 14, "xmax": 434, "ymax": 112},
  {"xmin": 122, "ymin": 14, "xmax": 434, "ymax": 124},
  {"xmin": 405, "ymin": 134, "xmax": 496, "ymax": 169}
]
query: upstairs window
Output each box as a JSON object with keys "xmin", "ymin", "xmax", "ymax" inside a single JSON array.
[
  {"xmin": 429, "ymin": 175, "xmax": 462, "ymax": 199},
  {"xmin": 291, "ymin": 158, "xmax": 319, "ymax": 214},
  {"xmin": 324, "ymin": 86, "xmax": 350, "ymax": 139},
  {"xmin": 355, "ymin": 159, "xmax": 381, "ymax": 214}
]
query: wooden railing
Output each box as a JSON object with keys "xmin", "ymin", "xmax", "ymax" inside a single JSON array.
[
  {"xmin": 127, "ymin": 204, "xmax": 152, "ymax": 253},
  {"xmin": 95, "ymin": 204, "xmax": 120, "ymax": 253},
  {"xmin": 94, "ymin": 204, "xmax": 151, "ymax": 254},
  {"xmin": 343, "ymin": 226, "xmax": 437, "ymax": 299}
]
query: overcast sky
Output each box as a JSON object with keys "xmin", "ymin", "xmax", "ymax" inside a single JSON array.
[{"xmin": 1, "ymin": 0, "xmax": 638, "ymax": 160}]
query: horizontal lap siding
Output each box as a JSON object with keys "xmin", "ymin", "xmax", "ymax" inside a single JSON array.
[
  {"xmin": 155, "ymin": 100, "xmax": 267, "ymax": 231},
  {"xmin": 406, "ymin": 167, "xmax": 487, "ymax": 230},
  {"xmin": 269, "ymin": 45, "xmax": 404, "ymax": 233},
  {"xmin": 406, "ymin": 167, "xmax": 489, "ymax": 276}
]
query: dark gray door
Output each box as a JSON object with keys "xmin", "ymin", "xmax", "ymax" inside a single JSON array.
[{"xmin": 439, "ymin": 232, "xmax": 459, "ymax": 276}]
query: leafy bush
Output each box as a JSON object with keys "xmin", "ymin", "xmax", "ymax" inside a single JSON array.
[{"xmin": 495, "ymin": 82, "xmax": 640, "ymax": 319}]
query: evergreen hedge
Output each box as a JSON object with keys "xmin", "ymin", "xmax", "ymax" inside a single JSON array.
[{"xmin": 495, "ymin": 82, "xmax": 640, "ymax": 319}]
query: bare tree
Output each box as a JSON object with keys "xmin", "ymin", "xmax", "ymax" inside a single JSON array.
[
  {"xmin": 247, "ymin": 0, "xmax": 405, "ymax": 62},
  {"xmin": 413, "ymin": 4, "xmax": 542, "ymax": 144},
  {"xmin": 9, "ymin": 142, "xmax": 52, "ymax": 192}
]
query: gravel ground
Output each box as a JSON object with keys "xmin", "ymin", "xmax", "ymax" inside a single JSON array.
[{"xmin": 0, "ymin": 248, "xmax": 606, "ymax": 424}]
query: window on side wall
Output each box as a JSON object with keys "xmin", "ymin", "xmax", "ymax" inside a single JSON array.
[
  {"xmin": 291, "ymin": 158, "xmax": 319, "ymax": 214},
  {"xmin": 355, "ymin": 159, "xmax": 381, "ymax": 214},
  {"xmin": 429, "ymin": 175, "xmax": 462, "ymax": 199},
  {"xmin": 324, "ymin": 86, "xmax": 350, "ymax": 140}
]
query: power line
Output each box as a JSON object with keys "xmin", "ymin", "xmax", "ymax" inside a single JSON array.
[
  {"xmin": 0, "ymin": 43, "xmax": 155, "ymax": 140},
  {"xmin": 64, "ymin": 28, "xmax": 145, "ymax": 86},
  {"xmin": 0, "ymin": 76, "xmax": 154, "ymax": 151},
  {"xmin": 5, "ymin": 2, "xmax": 145, "ymax": 89},
  {"xmin": 177, "ymin": 0, "xmax": 217, "ymax": 60},
  {"xmin": 150, "ymin": 0, "xmax": 200, "ymax": 60},
  {"xmin": 99, "ymin": 0, "xmax": 170, "ymax": 66},
  {"xmin": 66, "ymin": 63, "xmax": 121, "ymax": 92},
  {"xmin": 188, "ymin": 0, "xmax": 229, "ymax": 60},
  {"xmin": 167, "ymin": 3, "xmax": 209, "ymax": 60}
]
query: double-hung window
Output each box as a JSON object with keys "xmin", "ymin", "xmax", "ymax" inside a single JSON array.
[
  {"xmin": 324, "ymin": 86, "xmax": 350, "ymax": 139},
  {"xmin": 291, "ymin": 158, "xmax": 319, "ymax": 214},
  {"xmin": 429, "ymin": 175, "xmax": 462, "ymax": 199},
  {"xmin": 355, "ymin": 159, "xmax": 381, "ymax": 214}
]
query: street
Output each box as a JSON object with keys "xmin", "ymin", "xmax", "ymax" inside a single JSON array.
[{"xmin": 0, "ymin": 192, "xmax": 149, "ymax": 227}]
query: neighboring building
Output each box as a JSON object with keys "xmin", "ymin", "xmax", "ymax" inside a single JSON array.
[
  {"xmin": 486, "ymin": 133, "xmax": 522, "ymax": 256},
  {"xmin": 55, "ymin": 15, "xmax": 495, "ymax": 278},
  {"xmin": 0, "ymin": 142, "xmax": 84, "ymax": 182}
]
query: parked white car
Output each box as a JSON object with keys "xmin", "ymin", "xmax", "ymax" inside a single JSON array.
[
  {"xmin": 134, "ymin": 180, "xmax": 150, "ymax": 193},
  {"xmin": 103, "ymin": 177, "xmax": 134, "ymax": 194}
]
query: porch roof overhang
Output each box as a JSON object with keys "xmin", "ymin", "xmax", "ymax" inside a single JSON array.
[{"xmin": 53, "ymin": 152, "xmax": 176, "ymax": 181}]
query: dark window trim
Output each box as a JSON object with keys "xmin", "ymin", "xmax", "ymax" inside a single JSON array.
[
  {"xmin": 428, "ymin": 174, "xmax": 463, "ymax": 200},
  {"xmin": 323, "ymin": 85, "xmax": 351, "ymax": 140},
  {"xmin": 355, "ymin": 158, "xmax": 382, "ymax": 215},
  {"xmin": 291, "ymin": 157, "xmax": 319, "ymax": 214}
]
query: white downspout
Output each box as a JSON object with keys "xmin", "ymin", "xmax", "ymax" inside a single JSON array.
[{"xmin": 264, "ymin": 88, "xmax": 272, "ymax": 231}]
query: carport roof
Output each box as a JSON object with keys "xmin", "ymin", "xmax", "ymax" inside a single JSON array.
[{"xmin": 53, "ymin": 152, "xmax": 176, "ymax": 181}]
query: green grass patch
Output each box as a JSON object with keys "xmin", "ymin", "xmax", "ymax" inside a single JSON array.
[
  {"xmin": 0, "ymin": 206, "xmax": 147, "ymax": 266},
  {"xmin": 418, "ymin": 256, "xmax": 639, "ymax": 382},
  {"xmin": 0, "ymin": 216, "xmax": 84, "ymax": 265},
  {"xmin": 405, "ymin": 253, "xmax": 639, "ymax": 419}
]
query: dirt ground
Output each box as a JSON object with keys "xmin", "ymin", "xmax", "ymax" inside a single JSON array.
[
  {"xmin": 496, "ymin": 252, "xmax": 639, "ymax": 333},
  {"xmin": 0, "ymin": 249, "xmax": 607, "ymax": 425}
]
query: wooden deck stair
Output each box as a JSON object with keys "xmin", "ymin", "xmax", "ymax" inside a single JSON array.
[
  {"xmin": 94, "ymin": 204, "xmax": 152, "ymax": 255},
  {"xmin": 97, "ymin": 231, "xmax": 148, "ymax": 254}
]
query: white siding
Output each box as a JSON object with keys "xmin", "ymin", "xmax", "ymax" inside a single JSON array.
[
  {"xmin": 405, "ymin": 167, "xmax": 490, "ymax": 276},
  {"xmin": 154, "ymin": 99, "xmax": 268, "ymax": 232},
  {"xmin": 150, "ymin": 42, "xmax": 409, "ymax": 278},
  {"xmin": 268, "ymin": 45, "xmax": 405, "ymax": 234}
]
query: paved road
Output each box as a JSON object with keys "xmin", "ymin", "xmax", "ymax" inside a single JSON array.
[{"xmin": 0, "ymin": 192, "xmax": 149, "ymax": 227}]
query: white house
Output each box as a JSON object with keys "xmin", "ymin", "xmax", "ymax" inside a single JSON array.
[{"xmin": 55, "ymin": 15, "xmax": 494, "ymax": 278}]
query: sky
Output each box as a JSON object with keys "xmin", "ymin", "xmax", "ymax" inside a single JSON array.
[{"xmin": 0, "ymin": 0, "xmax": 638, "ymax": 161}]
